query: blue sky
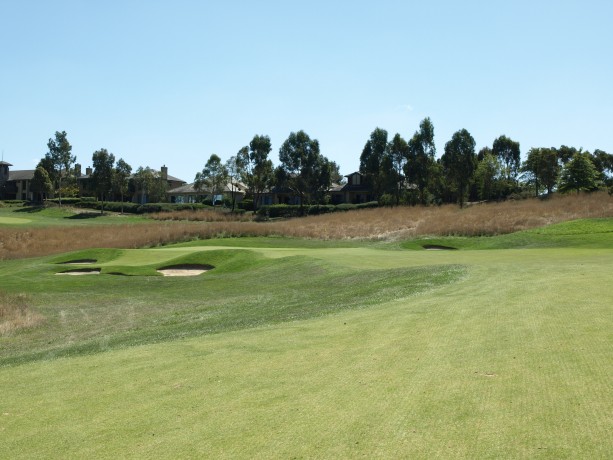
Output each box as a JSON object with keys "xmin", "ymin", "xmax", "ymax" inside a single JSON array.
[{"xmin": 2, "ymin": 0, "xmax": 611, "ymax": 182}]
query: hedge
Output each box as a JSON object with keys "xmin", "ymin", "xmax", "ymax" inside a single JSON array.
[{"xmin": 73, "ymin": 201, "xmax": 214, "ymax": 214}]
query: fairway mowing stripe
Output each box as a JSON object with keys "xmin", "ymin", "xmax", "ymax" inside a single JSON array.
[{"xmin": 0, "ymin": 246, "xmax": 611, "ymax": 458}]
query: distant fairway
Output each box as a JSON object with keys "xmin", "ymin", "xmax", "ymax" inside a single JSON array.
[
  {"xmin": 0, "ymin": 216, "xmax": 31, "ymax": 225},
  {"xmin": 0, "ymin": 219, "xmax": 612, "ymax": 458}
]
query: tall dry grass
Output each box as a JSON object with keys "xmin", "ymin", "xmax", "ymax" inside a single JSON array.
[
  {"xmin": 1, "ymin": 192, "xmax": 611, "ymax": 260},
  {"xmin": 0, "ymin": 291, "xmax": 43, "ymax": 336},
  {"xmin": 149, "ymin": 209, "xmax": 253, "ymax": 222}
]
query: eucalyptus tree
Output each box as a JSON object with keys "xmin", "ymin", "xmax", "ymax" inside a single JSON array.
[
  {"xmin": 359, "ymin": 127, "xmax": 389, "ymax": 200},
  {"xmin": 492, "ymin": 135, "xmax": 520, "ymax": 180},
  {"xmin": 441, "ymin": 129, "xmax": 477, "ymax": 207},
  {"xmin": 406, "ymin": 117, "xmax": 437, "ymax": 204},
  {"xmin": 278, "ymin": 130, "xmax": 331, "ymax": 211},
  {"xmin": 591, "ymin": 149, "xmax": 613, "ymax": 181},
  {"xmin": 522, "ymin": 148, "xmax": 560, "ymax": 196},
  {"xmin": 112, "ymin": 158, "xmax": 132, "ymax": 213},
  {"xmin": 225, "ymin": 154, "xmax": 245, "ymax": 211},
  {"xmin": 557, "ymin": 145, "xmax": 578, "ymax": 165},
  {"xmin": 133, "ymin": 167, "xmax": 160, "ymax": 204},
  {"xmin": 239, "ymin": 135, "xmax": 274, "ymax": 210},
  {"xmin": 91, "ymin": 148, "xmax": 116, "ymax": 213},
  {"xmin": 46, "ymin": 131, "xmax": 75, "ymax": 206},
  {"xmin": 195, "ymin": 154, "xmax": 229, "ymax": 207},
  {"xmin": 387, "ymin": 133, "xmax": 408, "ymax": 205},
  {"xmin": 474, "ymin": 152, "xmax": 501, "ymax": 201}
]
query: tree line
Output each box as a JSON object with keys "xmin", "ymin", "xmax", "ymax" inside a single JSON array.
[
  {"xmin": 31, "ymin": 131, "xmax": 172, "ymax": 212},
  {"xmin": 358, "ymin": 119, "xmax": 613, "ymax": 207},
  {"xmin": 30, "ymin": 123, "xmax": 613, "ymax": 211}
]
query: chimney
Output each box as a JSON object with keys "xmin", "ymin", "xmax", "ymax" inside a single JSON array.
[
  {"xmin": 86, "ymin": 167, "xmax": 92, "ymax": 176},
  {"xmin": 161, "ymin": 165, "xmax": 168, "ymax": 181},
  {"xmin": 75, "ymin": 163, "xmax": 82, "ymax": 177}
]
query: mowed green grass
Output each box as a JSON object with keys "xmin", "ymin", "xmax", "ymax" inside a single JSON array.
[
  {"xmin": 0, "ymin": 204, "xmax": 145, "ymax": 227},
  {"xmin": 1, "ymin": 220, "xmax": 612, "ymax": 458}
]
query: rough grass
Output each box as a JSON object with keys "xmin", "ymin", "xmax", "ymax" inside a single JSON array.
[
  {"xmin": 0, "ymin": 247, "xmax": 464, "ymax": 367},
  {"xmin": 0, "ymin": 291, "xmax": 43, "ymax": 336},
  {"xmin": 404, "ymin": 218, "xmax": 613, "ymax": 250},
  {"xmin": 0, "ymin": 238, "xmax": 611, "ymax": 458},
  {"xmin": 1, "ymin": 192, "xmax": 612, "ymax": 260}
]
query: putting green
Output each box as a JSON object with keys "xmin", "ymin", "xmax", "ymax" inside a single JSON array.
[{"xmin": 0, "ymin": 216, "xmax": 32, "ymax": 224}]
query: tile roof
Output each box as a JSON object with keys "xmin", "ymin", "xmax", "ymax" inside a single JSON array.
[{"xmin": 8, "ymin": 170, "xmax": 35, "ymax": 181}]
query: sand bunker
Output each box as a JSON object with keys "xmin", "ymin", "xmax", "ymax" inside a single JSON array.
[
  {"xmin": 157, "ymin": 264, "xmax": 213, "ymax": 277},
  {"xmin": 56, "ymin": 268, "xmax": 101, "ymax": 275},
  {"xmin": 422, "ymin": 245, "xmax": 458, "ymax": 251},
  {"xmin": 60, "ymin": 259, "xmax": 97, "ymax": 265}
]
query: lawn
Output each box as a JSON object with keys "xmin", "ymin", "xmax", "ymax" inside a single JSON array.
[
  {"xmin": 0, "ymin": 203, "xmax": 145, "ymax": 227},
  {"xmin": 0, "ymin": 219, "xmax": 611, "ymax": 458}
]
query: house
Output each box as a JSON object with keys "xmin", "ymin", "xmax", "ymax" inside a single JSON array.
[
  {"xmin": 0, "ymin": 162, "xmax": 35, "ymax": 201},
  {"xmin": 77, "ymin": 164, "xmax": 186, "ymax": 204},
  {"xmin": 258, "ymin": 172, "xmax": 373, "ymax": 206},
  {"xmin": 330, "ymin": 172, "xmax": 373, "ymax": 204},
  {"xmin": 167, "ymin": 181, "xmax": 247, "ymax": 205},
  {"xmin": 131, "ymin": 165, "xmax": 186, "ymax": 204}
]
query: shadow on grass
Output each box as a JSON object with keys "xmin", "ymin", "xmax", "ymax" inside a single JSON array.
[
  {"xmin": 65, "ymin": 212, "xmax": 104, "ymax": 219},
  {"xmin": 13, "ymin": 205, "xmax": 46, "ymax": 213},
  {"xmin": 422, "ymin": 244, "xmax": 458, "ymax": 250}
]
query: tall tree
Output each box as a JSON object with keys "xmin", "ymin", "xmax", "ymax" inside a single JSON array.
[
  {"xmin": 441, "ymin": 129, "xmax": 477, "ymax": 207},
  {"xmin": 522, "ymin": 148, "xmax": 560, "ymax": 196},
  {"xmin": 474, "ymin": 152, "xmax": 501, "ymax": 201},
  {"xmin": 37, "ymin": 155, "xmax": 56, "ymax": 186},
  {"xmin": 194, "ymin": 154, "xmax": 229, "ymax": 207},
  {"xmin": 30, "ymin": 166, "xmax": 54, "ymax": 203},
  {"xmin": 133, "ymin": 167, "xmax": 163, "ymax": 204},
  {"xmin": 387, "ymin": 133, "xmax": 408, "ymax": 205},
  {"xmin": 477, "ymin": 146, "xmax": 493, "ymax": 162},
  {"xmin": 558, "ymin": 152, "xmax": 599, "ymax": 193},
  {"xmin": 557, "ymin": 145, "xmax": 578, "ymax": 165},
  {"xmin": 225, "ymin": 155, "xmax": 244, "ymax": 212},
  {"xmin": 278, "ymin": 130, "xmax": 331, "ymax": 211},
  {"xmin": 329, "ymin": 161, "xmax": 344, "ymax": 184},
  {"xmin": 406, "ymin": 118, "xmax": 437, "ymax": 204},
  {"xmin": 591, "ymin": 149, "xmax": 613, "ymax": 181},
  {"xmin": 492, "ymin": 135, "xmax": 520, "ymax": 180},
  {"xmin": 46, "ymin": 131, "xmax": 75, "ymax": 206},
  {"xmin": 239, "ymin": 135, "xmax": 274, "ymax": 210},
  {"xmin": 91, "ymin": 149, "xmax": 116, "ymax": 214},
  {"xmin": 112, "ymin": 158, "xmax": 132, "ymax": 213},
  {"xmin": 359, "ymin": 128, "xmax": 389, "ymax": 200}
]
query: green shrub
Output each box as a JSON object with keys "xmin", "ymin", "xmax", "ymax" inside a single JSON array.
[
  {"xmin": 335, "ymin": 203, "xmax": 357, "ymax": 211},
  {"xmin": 306, "ymin": 205, "xmax": 336, "ymax": 215},
  {"xmin": 74, "ymin": 200, "xmax": 140, "ymax": 213},
  {"xmin": 239, "ymin": 199, "xmax": 254, "ymax": 211},
  {"xmin": 356, "ymin": 201, "xmax": 379, "ymax": 209},
  {"xmin": 1, "ymin": 200, "xmax": 27, "ymax": 206},
  {"xmin": 48, "ymin": 197, "xmax": 82, "ymax": 205},
  {"xmin": 378, "ymin": 194, "xmax": 395, "ymax": 207},
  {"xmin": 257, "ymin": 204, "xmax": 302, "ymax": 218}
]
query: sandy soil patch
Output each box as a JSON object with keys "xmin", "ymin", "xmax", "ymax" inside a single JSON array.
[
  {"xmin": 61, "ymin": 259, "xmax": 97, "ymax": 265},
  {"xmin": 422, "ymin": 245, "xmax": 458, "ymax": 251},
  {"xmin": 56, "ymin": 268, "xmax": 101, "ymax": 275},
  {"xmin": 157, "ymin": 264, "xmax": 212, "ymax": 277}
]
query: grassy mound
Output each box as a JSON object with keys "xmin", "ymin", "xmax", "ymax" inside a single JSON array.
[{"xmin": 0, "ymin": 218, "xmax": 611, "ymax": 458}]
